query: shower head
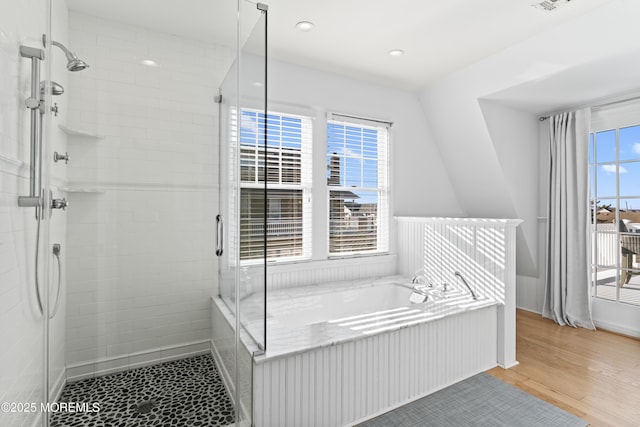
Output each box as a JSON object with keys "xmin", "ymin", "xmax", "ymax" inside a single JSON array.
[
  {"xmin": 52, "ymin": 40, "xmax": 89, "ymax": 71},
  {"xmin": 43, "ymin": 35, "xmax": 89, "ymax": 72},
  {"xmin": 40, "ymin": 81, "xmax": 65, "ymax": 96},
  {"xmin": 65, "ymin": 55, "xmax": 89, "ymax": 72}
]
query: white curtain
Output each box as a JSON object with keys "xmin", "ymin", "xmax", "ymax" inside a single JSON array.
[{"xmin": 543, "ymin": 108, "xmax": 595, "ymax": 329}]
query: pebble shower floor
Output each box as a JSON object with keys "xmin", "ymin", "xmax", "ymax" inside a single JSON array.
[{"xmin": 50, "ymin": 354, "xmax": 234, "ymax": 427}]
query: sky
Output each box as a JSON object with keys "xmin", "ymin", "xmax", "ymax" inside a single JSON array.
[{"xmin": 590, "ymin": 125, "xmax": 640, "ymax": 210}]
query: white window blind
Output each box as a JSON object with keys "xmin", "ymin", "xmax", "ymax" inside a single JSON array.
[
  {"xmin": 326, "ymin": 116, "xmax": 389, "ymax": 256},
  {"xmin": 239, "ymin": 109, "xmax": 313, "ymax": 261}
]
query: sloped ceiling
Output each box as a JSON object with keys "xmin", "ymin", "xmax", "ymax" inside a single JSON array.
[{"xmin": 66, "ymin": 0, "xmax": 615, "ymax": 90}]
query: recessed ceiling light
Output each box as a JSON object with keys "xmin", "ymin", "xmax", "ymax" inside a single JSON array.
[
  {"xmin": 532, "ymin": 0, "xmax": 570, "ymax": 11},
  {"xmin": 388, "ymin": 49, "xmax": 404, "ymax": 57},
  {"xmin": 295, "ymin": 21, "xmax": 315, "ymax": 32},
  {"xmin": 141, "ymin": 59, "xmax": 159, "ymax": 67}
]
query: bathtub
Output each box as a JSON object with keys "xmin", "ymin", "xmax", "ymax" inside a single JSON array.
[
  {"xmin": 212, "ymin": 277, "xmax": 500, "ymax": 426},
  {"xmin": 269, "ymin": 282, "xmax": 419, "ymax": 328}
]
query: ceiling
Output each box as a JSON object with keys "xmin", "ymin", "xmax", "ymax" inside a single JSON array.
[{"xmin": 67, "ymin": 0, "xmax": 616, "ymax": 90}]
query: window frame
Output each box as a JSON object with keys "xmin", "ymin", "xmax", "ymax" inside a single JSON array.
[
  {"xmin": 325, "ymin": 114, "xmax": 391, "ymax": 258},
  {"xmin": 589, "ymin": 104, "xmax": 640, "ymax": 306},
  {"xmin": 238, "ymin": 108, "xmax": 313, "ymax": 264}
]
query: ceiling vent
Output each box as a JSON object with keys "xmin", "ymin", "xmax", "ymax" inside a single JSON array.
[{"xmin": 533, "ymin": 0, "xmax": 571, "ymax": 11}]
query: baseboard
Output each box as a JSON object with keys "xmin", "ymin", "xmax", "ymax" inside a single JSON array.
[
  {"xmin": 515, "ymin": 305, "xmax": 541, "ymax": 315},
  {"xmin": 517, "ymin": 305, "xmax": 640, "ymax": 339},
  {"xmin": 594, "ymin": 320, "xmax": 640, "ymax": 339},
  {"xmin": 66, "ymin": 340, "xmax": 211, "ymax": 382},
  {"xmin": 497, "ymin": 360, "xmax": 520, "ymax": 369}
]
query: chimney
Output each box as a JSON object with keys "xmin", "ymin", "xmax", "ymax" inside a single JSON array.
[{"xmin": 328, "ymin": 153, "xmax": 340, "ymax": 185}]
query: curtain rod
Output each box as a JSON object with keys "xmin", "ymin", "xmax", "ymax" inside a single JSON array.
[{"xmin": 539, "ymin": 90, "xmax": 640, "ymax": 121}]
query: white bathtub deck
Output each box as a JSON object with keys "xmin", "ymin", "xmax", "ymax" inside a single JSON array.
[
  {"xmin": 232, "ymin": 277, "xmax": 500, "ymax": 364},
  {"xmin": 252, "ymin": 296, "xmax": 498, "ymax": 427}
]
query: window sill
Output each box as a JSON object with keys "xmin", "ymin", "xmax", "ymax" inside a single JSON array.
[
  {"xmin": 241, "ymin": 252, "xmax": 392, "ymax": 267},
  {"xmin": 265, "ymin": 252, "xmax": 395, "ymax": 269},
  {"xmin": 327, "ymin": 251, "xmax": 390, "ymax": 260}
]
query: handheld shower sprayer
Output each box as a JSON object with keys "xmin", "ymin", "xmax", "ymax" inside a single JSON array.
[{"xmin": 18, "ymin": 35, "xmax": 88, "ymax": 316}]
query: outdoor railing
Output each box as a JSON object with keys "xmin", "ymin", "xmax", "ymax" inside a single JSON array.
[
  {"xmin": 243, "ymin": 219, "xmax": 301, "ymax": 237},
  {"xmin": 594, "ymin": 223, "xmax": 617, "ymax": 266}
]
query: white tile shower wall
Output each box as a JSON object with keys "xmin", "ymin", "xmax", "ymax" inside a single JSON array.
[
  {"xmin": 48, "ymin": 1, "xmax": 71, "ymax": 402},
  {"xmin": 0, "ymin": 0, "xmax": 48, "ymax": 425},
  {"xmin": 64, "ymin": 12, "xmax": 232, "ymax": 373}
]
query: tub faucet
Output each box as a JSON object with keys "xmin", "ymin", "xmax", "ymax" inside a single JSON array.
[
  {"xmin": 411, "ymin": 275, "xmax": 427, "ymax": 286},
  {"xmin": 454, "ymin": 271, "xmax": 477, "ymax": 300},
  {"xmin": 411, "ymin": 271, "xmax": 435, "ymax": 288}
]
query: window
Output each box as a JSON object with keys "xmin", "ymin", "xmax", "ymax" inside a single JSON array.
[
  {"xmin": 326, "ymin": 116, "xmax": 389, "ymax": 255},
  {"xmin": 589, "ymin": 105, "xmax": 640, "ymax": 307},
  {"xmin": 239, "ymin": 110, "xmax": 312, "ymax": 261}
]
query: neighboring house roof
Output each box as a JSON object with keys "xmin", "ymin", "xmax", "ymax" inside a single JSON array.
[
  {"xmin": 330, "ymin": 190, "xmax": 360, "ymax": 200},
  {"xmin": 596, "ymin": 209, "xmax": 640, "ymax": 224}
]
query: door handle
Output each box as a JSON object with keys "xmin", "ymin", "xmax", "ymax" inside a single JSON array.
[{"xmin": 216, "ymin": 214, "xmax": 224, "ymax": 256}]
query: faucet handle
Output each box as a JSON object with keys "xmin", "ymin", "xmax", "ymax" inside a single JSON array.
[
  {"xmin": 54, "ymin": 151, "xmax": 70, "ymax": 164},
  {"xmin": 411, "ymin": 275, "xmax": 430, "ymax": 285},
  {"xmin": 51, "ymin": 197, "xmax": 68, "ymax": 210}
]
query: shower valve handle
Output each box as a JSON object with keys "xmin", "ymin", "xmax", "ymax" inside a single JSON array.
[
  {"xmin": 51, "ymin": 198, "xmax": 68, "ymax": 210},
  {"xmin": 54, "ymin": 151, "xmax": 70, "ymax": 164}
]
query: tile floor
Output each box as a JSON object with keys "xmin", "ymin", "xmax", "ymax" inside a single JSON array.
[{"xmin": 50, "ymin": 354, "xmax": 234, "ymax": 427}]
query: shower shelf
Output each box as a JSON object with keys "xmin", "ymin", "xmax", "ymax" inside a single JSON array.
[
  {"xmin": 60, "ymin": 186, "xmax": 104, "ymax": 193},
  {"xmin": 59, "ymin": 124, "xmax": 104, "ymax": 139}
]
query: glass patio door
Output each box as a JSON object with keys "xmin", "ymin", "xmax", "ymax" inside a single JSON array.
[{"xmin": 589, "ymin": 99, "xmax": 640, "ymax": 335}]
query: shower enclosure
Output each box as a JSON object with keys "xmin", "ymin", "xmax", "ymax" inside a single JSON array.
[
  {"xmin": 216, "ymin": 3, "xmax": 268, "ymax": 423},
  {"xmin": 0, "ymin": 1, "xmax": 267, "ymax": 426}
]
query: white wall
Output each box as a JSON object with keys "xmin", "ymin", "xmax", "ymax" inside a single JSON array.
[
  {"xmin": 241, "ymin": 57, "xmax": 464, "ymax": 287},
  {"xmin": 63, "ymin": 12, "xmax": 232, "ymax": 374},
  {"xmin": 418, "ymin": 0, "xmax": 640, "ymax": 315},
  {"xmin": 266, "ymin": 59, "xmax": 464, "ymax": 219},
  {"xmin": 0, "ymin": 0, "xmax": 47, "ymax": 425}
]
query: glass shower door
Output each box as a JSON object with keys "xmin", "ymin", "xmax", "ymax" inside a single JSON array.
[{"xmin": 217, "ymin": 2, "xmax": 267, "ymax": 424}]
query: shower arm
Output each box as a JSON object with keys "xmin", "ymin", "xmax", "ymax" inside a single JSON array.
[
  {"xmin": 50, "ymin": 39, "xmax": 72, "ymax": 60},
  {"xmin": 18, "ymin": 45, "xmax": 45, "ymax": 209}
]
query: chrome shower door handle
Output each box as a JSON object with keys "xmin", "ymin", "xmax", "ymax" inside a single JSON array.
[{"xmin": 216, "ymin": 214, "xmax": 224, "ymax": 256}]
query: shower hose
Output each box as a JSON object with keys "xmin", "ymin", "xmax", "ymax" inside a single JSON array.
[{"xmin": 33, "ymin": 201, "xmax": 62, "ymax": 319}]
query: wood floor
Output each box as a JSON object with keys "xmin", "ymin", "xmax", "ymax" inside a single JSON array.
[{"xmin": 487, "ymin": 309, "xmax": 640, "ymax": 427}]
